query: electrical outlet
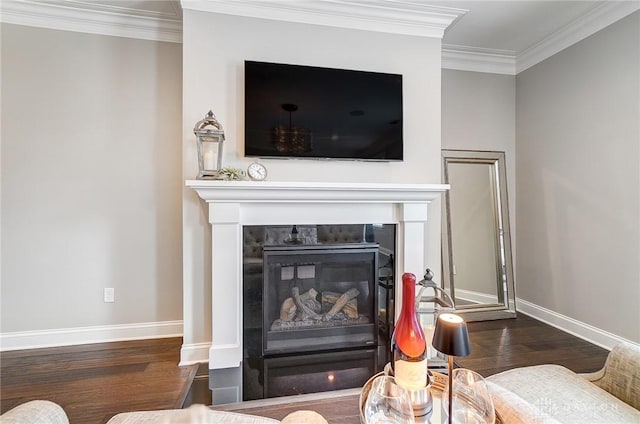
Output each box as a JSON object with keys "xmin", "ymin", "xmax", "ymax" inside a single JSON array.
[{"xmin": 104, "ymin": 287, "xmax": 115, "ymax": 303}]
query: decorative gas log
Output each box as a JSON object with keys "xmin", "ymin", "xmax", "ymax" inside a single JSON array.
[
  {"xmin": 279, "ymin": 288, "xmax": 318, "ymax": 321},
  {"xmin": 271, "ymin": 286, "xmax": 369, "ymax": 332},
  {"xmin": 321, "ymin": 291, "xmax": 358, "ymax": 319},
  {"xmin": 277, "ymin": 287, "xmax": 360, "ymax": 322},
  {"xmin": 325, "ymin": 288, "xmax": 359, "ymax": 319},
  {"xmin": 292, "ymin": 287, "xmax": 322, "ymax": 320}
]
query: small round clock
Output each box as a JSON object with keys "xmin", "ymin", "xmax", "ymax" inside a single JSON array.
[{"xmin": 247, "ymin": 161, "xmax": 267, "ymax": 181}]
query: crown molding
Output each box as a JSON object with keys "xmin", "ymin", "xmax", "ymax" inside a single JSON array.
[
  {"xmin": 516, "ymin": 1, "xmax": 640, "ymax": 74},
  {"xmin": 181, "ymin": 0, "xmax": 467, "ymax": 39},
  {"xmin": 4, "ymin": 1, "xmax": 635, "ymax": 74},
  {"xmin": 0, "ymin": 0, "xmax": 183, "ymax": 43},
  {"xmin": 442, "ymin": 2, "xmax": 639, "ymax": 76},
  {"xmin": 442, "ymin": 44, "xmax": 516, "ymax": 75}
]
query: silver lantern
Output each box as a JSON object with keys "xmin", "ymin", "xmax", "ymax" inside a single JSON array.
[
  {"xmin": 194, "ymin": 110, "xmax": 225, "ymax": 178},
  {"xmin": 416, "ymin": 268, "xmax": 455, "ymax": 369}
]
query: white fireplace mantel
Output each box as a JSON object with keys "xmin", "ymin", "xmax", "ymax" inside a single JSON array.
[
  {"xmin": 186, "ymin": 180, "xmax": 448, "ymax": 369},
  {"xmin": 185, "ymin": 180, "xmax": 448, "ymax": 203}
]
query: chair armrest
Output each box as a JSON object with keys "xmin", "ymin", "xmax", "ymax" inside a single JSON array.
[
  {"xmin": 581, "ymin": 342, "xmax": 640, "ymax": 410},
  {"xmin": 0, "ymin": 400, "xmax": 69, "ymax": 424}
]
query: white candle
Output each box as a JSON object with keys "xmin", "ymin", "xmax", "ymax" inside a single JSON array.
[{"xmin": 203, "ymin": 150, "xmax": 216, "ymax": 170}]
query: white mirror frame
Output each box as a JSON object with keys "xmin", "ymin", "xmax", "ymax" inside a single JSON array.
[{"xmin": 442, "ymin": 149, "xmax": 516, "ymax": 321}]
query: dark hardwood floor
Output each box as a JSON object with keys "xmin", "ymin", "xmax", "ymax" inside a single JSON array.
[
  {"xmin": 1, "ymin": 314, "xmax": 611, "ymax": 423},
  {"xmin": 458, "ymin": 313, "xmax": 609, "ymax": 376},
  {"xmin": 0, "ymin": 338, "xmax": 197, "ymax": 424}
]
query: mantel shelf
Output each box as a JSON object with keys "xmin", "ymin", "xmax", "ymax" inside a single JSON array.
[{"xmin": 185, "ymin": 180, "xmax": 449, "ymax": 203}]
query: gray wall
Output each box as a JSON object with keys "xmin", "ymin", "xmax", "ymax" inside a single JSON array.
[
  {"xmin": 1, "ymin": 24, "xmax": 183, "ymax": 334},
  {"xmin": 442, "ymin": 70, "xmax": 516, "ymax": 245},
  {"xmin": 441, "ymin": 69, "xmax": 516, "ymax": 296},
  {"xmin": 516, "ymin": 12, "xmax": 640, "ymax": 343}
]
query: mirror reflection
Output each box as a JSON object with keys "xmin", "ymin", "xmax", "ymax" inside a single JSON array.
[{"xmin": 442, "ymin": 150, "xmax": 516, "ymax": 321}]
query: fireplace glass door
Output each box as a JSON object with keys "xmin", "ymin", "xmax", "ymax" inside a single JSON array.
[{"xmin": 263, "ymin": 243, "xmax": 378, "ymax": 355}]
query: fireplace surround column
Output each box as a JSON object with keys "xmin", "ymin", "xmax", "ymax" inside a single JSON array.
[
  {"xmin": 208, "ymin": 202, "xmax": 243, "ymax": 369},
  {"xmin": 398, "ymin": 202, "xmax": 431, "ymax": 309},
  {"xmin": 186, "ymin": 181, "xmax": 448, "ymax": 370}
]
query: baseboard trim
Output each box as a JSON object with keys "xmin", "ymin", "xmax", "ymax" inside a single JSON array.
[
  {"xmin": 455, "ymin": 288, "xmax": 499, "ymax": 305},
  {"xmin": 516, "ymin": 298, "xmax": 637, "ymax": 350},
  {"xmin": 179, "ymin": 342, "xmax": 211, "ymax": 366},
  {"xmin": 0, "ymin": 320, "xmax": 183, "ymax": 351}
]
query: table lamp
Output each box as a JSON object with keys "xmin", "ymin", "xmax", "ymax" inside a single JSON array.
[{"xmin": 431, "ymin": 313, "xmax": 471, "ymax": 424}]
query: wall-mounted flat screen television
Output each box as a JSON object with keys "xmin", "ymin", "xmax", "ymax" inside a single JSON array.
[{"xmin": 244, "ymin": 61, "xmax": 403, "ymax": 161}]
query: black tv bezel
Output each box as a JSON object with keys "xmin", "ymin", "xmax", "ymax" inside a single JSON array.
[{"xmin": 244, "ymin": 60, "xmax": 404, "ymax": 162}]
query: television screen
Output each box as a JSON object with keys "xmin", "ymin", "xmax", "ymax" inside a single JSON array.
[{"xmin": 244, "ymin": 61, "xmax": 403, "ymax": 161}]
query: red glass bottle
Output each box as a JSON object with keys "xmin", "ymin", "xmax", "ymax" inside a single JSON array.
[{"xmin": 391, "ymin": 272, "xmax": 427, "ymax": 390}]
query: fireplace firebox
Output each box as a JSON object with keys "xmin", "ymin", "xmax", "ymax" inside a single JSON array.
[
  {"xmin": 242, "ymin": 223, "xmax": 396, "ymax": 401},
  {"xmin": 263, "ymin": 243, "xmax": 378, "ymax": 355}
]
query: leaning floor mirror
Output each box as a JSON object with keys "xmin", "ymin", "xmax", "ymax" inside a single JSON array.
[{"xmin": 442, "ymin": 150, "xmax": 516, "ymax": 321}]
